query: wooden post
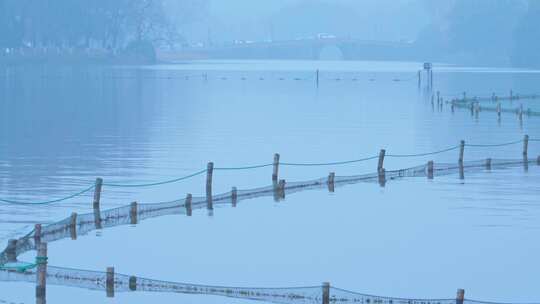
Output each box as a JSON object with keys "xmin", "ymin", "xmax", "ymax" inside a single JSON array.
[
  {"xmin": 377, "ymin": 149, "xmax": 386, "ymax": 172},
  {"xmin": 278, "ymin": 179, "xmax": 286, "ymax": 200},
  {"xmin": 322, "ymin": 282, "xmax": 330, "ymax": 304},
  {"xmin": 129, "ymin": 276, "xmax": 137, "ymax": 291},
  {"xmin": 69, "ymin": 212, "xmax": 77, "ymax": 240},
  {"xmin": 486, "ymin": 158, "xmax": 492, "ymax": 170},
  {"xmin": 93, "ymin": 178, "xmax": 103, "ymax": 229},
  {"xmin": 231, "ymin": 187, "xmax": 238, "ymax": 207},
  {"xmin": 436, "ymin": 91, "xmax": 440, "ymax": 104},
  {"xmin": 510, "ymin": 89, "xmax": 513, "ymax": 100},
  {"xmin": 206, "ymin": 162, "xmax": 214, "ymax": 211},
  {"xmin": 427, "ymin": 161, "xmax": 434, "ymax": 179},
  {"xmin": 272, "ymin": 153, "xmax": 280, "ymax": 182},
  {"xmin": 327, "ymin": 172, "xmax": 335, "ymax": 192},
  {"xmin": 459, "ymin": 162, "xmax": 465, "ymax": 180},
  {"xmin": 496, "ymin": 102, "xmax": 501, "ymax": 118},
  {"xmin": 523, "ymin": 135, "xmax": 529, "ymax": 157},
  {"xmin": 378, "ymin": 169, "xmax": 386, "ymax": 187},
  {"xmin": 185, "ymin": 194, "xmax": 192, "ymax": 216},
  {"xmin": 34, "ymin": 224, "xmax": 42, "ymax": 246},
  {"xmin": 456, "ymin": 289, "xmax": 465, "ymax": 304},
  {"xmin": 106, "ymin": 267, "xmax": 115, "ymax": 298},
  {"xmin": 6, "ymin": 239, "xmax": 17, "ymax": 262},
  {"xmin": 459, "ymin": 140, "xmax": 465, "ymax": 164},
  {"xmin": 130, "ymin": 202, "xmax": 138, "ymax": 225},
  {"xmin": 316, "ymin": 69, "xmax": 319, "ymax": 87},
  {"xmin": 36, "ymin": 242, "xmax": 47, "ymax": 304}
]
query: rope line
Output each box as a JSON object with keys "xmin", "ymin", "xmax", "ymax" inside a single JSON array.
[
  {"xmin": 0, "ymin": 185, "xmax": 95, "ymax": 206},
  {"xmin": 214, "ymin": 163, "xmax": 273, "ymax": 170},
  {"xmin": 387, "ymin": 146, "xmax": 459, "ymax": 157},
  {"xmin": 281, "ymin": 156, "xmax": 379, "ymax": 167},
  {"xmin": 466, "ymin": 140, "xmax": 523, "ymax": 147},
  {"xmin": 102, "ymin": 169, "xmax": 207, "ymax": 188},
  {"xmin": 0, "ymin": 137, "xmax": 536, "ymax": 205}
]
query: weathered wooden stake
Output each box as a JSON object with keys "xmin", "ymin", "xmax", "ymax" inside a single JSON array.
[
  {"xmin": 231, "ymin": 187, "xmax": 238, "ymax": 207},
  {"xmin": 322, "ymin": 282, "xmax": 330, "ymax": 304},
  {"xmin": 93, "ymin": 178, "xmax": 103, "ymax": 229},
  {"xmin": 129, "ymin": 276, "xmax": 137, "ymax": 291},
  {"xmin": 130, "ymin": 202, "xmax": 138, "ymax": 225},
  {"xmin": 206, "ymin": 162, "xmax": 214, "ymax": 211},
  {"xmin": 378, "ymin": 169, "xmax": 386, "ymax": 187},
  {"xmin": 523, "ymin": 135, "xmax": 529, "ymax": 157},
  {"xmin": 327, "ymin": 172, "xmax": 335, "ymax": 192},
  {"xmin": 34, "ymin": 224, "xmax": 42, "ymax": 246},
  {"xmin": 6, "ymin": 239, "xmax": 17, "ymax": 262},
  {"xmin": 106, "ymin": 267, "xmax": 115, "ymax": 298},
  {"xmin": 459, "ymin": 163, "xmax": 465, "ymax": 180},
  {"xmin": 459, "ymin": 140, "xmax": 465, "ymax": 164},
  {"xmin": 456, "ymin": 289, "xmax": 465, "ymax": 304},
  {"xmin": 427, "ymin": 161, "xmax": 434, "ymax": 179},
  {"xmin": 185, "ymin": 194, "xmax": 192, "ymax": 216},
  {"xmin": 69, "ymin": 212, "xmax": 77, "ymax": 240},
  {"xmin": 272, "ymin": 153, "xmax": 280, "ymax": 182},
  {"xmin": 36, "ymin": 242, "xmax": 47, "ymax": 304},
  {"xmin": 278, "ymin": 179, "xmax": 286, "ymax": 200},
  {"xmin": 486, "ymin": 158, "xmax": 492, "ymax": 170},
  {"xmin": 378, "ymin": 149, "xmax": 386, "ymax": 172}
]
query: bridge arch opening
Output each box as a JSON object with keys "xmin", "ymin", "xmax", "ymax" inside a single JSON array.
[{"xmin": 317, "ymin": 45, "xmax": 344, "ymax": 60}]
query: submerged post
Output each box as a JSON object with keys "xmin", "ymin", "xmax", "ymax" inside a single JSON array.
[
  {"xmin": 523, "ymin": 135, "xmax": 529, "ymax": 157},
  {"xmin": 456, "ymin": 289, "xmax": 465, "ymax": 304},
  {"xmin": 316, "ymin": 69, "xmax": 320, "ymax": 87},
  {"xmin": 496, "ymin": 102, "xmax": 501, "ymax": 118},
  {"xmin": 129, "ymin": 276, "xmax": 137, "ymax": 291},
  {"xmin": 185, "ymin": 194, "xmax": 192, "ymax": 216},
  {"xmin": 327, "ymin": 172, "xmax": 335, "ymax": 192},
  {"xmin": 93, "ymin": 178, "xmax": 103, "ymax": 229},
  {"xmin": 70, "ymin": 212, "xmax": 77, "ymax": 240},
  {"xmin": 459, "ymin": 140, "xmax": 465, "ymax": 164},
  {"xmin": 34, "ymin": 224, "xmax": 42, "ymax": 246},
  {"xmin": 106, "ymin": 267, "xmax": 115, "ymax": 298},
  {"xmin": 278, "ymin": 179, "xmax": 286, "ymax": 200},
  {"xmin": 272, "ymin": 153, "xmax": 280, "ymax": 182},
  {"xmin": 6, "ymin": 239, "xmax": 17, "ymax": 262},
  {"xmin": 130, "ymin": 202, "xmax": 138, "ymax": 225},
  {"xmin": 322, "ymin": 282, "xmax": 330, "ymax": 304},
  {"xmin": 231, "ymin": 187, "xmax": 238, "ymax": 207},
  {"xmin": 427, "ymin": 161, "xmax": 434, "ymax": 179},
  {"xmin": 36, "ymin": 242, "xmax": 47, "ymax": 304},
  {"xmin": 206, "ymin": 162, "xmax": 214, "ymax": 211},
  {"xmin": 486, "ymin": 158, "xmax": 492, "ymax": 170},
  {"xmin": 378, "ymin": 149, "xmax": 386, "ymax": 172}
]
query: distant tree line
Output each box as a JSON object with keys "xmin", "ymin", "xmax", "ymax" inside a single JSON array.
[{"xmin": 0, "ymin": 0, "xmax": 185, "ymax": 62}]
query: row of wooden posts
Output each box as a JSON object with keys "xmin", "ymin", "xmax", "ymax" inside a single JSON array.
[
  {"xmin": 4, "ymin": 136, "xmax": 535, "ymax": 257},
  {"xmin": 434, "ymin": 91, "xmax": 533, "ymax": 121},
  {"xmin": 3, "ymin": 136, "xmax": 536, "ymax": 303}
]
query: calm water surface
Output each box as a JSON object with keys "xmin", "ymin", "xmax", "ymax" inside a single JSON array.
[{"xmin": 0, "ymin": 60, "xmax": 539, "ymax": 303}]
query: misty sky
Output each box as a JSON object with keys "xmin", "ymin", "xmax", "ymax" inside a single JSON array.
[{"xmin": 179, "ymin": 0, "xmax": 434, "ymax": 44}]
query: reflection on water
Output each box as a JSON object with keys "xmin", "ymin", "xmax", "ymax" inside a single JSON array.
[{"xmin": 1, "ymin": 61, "xmax": 540, "ymax": 303}]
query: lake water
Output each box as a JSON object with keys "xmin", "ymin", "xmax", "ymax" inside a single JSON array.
[{"xmin": 0, "ymin": 60, "xmax": 539, "ymax": 304}]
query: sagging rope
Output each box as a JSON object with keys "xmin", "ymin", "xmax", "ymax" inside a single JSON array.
[{"xmin": 0, "ymin": 137, "xmax": 537, "ymax": 205}]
